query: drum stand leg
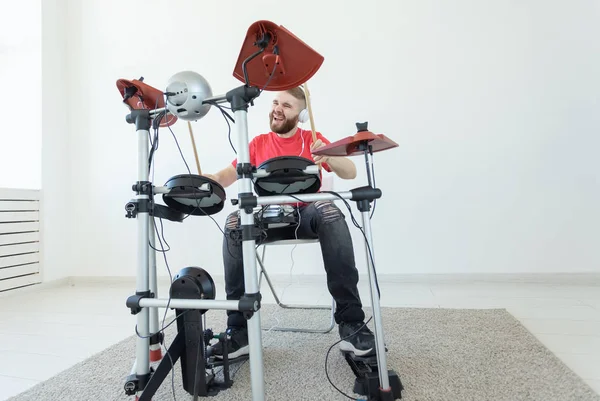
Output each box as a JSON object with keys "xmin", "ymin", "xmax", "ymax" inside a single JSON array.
[
  {"xmin": 123, "ymin": 116, "xmax": 154, "ymax": 397},
  {"xmin": 121, "ymin": 106, "xmax": 267, "ymax": 401},
  {"xmin": 123, "ymin": 218, "xmax": 164, "ymax": 392},
  {"xmin": 339, "ymin": 146, "xmax": 403, "ymax": 400},
  {"xmin": 148, "ymin": 218, "xmax": 163, "ymax": 363},
  {"xmin": 228, "ymin": 84, "xmax": 266, "ymax": 401},
  {"xmin": 341, "ymin": 200, "xmax": 402, "ymax": 400}
]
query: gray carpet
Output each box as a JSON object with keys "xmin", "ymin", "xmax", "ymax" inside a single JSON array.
[{"xmin": 8, "ymin": 305, "xmax": 600, "ymax": 401}]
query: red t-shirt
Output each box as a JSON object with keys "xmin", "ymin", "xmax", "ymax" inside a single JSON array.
[{"xmin": 231, "ymin": 128, "xmax": 332, "ymax": 173}]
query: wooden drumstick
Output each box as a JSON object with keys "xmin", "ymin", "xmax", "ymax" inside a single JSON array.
[
  {"xmin": 303, "ymin": 82, "xmax": 322, "ymax": 169},
  {"xmin": 187, "ymin": 121, "xmax": 202, "ymax": 175},
  {"xmin": 303, "ymin": 82, "xmax": 318, "ymax": 143}
]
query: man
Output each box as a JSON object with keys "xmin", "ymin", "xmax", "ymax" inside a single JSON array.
[{"xmin": 204, "ymin": 86, "xmax": 375, "ymax": 360}]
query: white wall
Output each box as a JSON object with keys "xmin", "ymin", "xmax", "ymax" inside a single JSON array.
[
  {"xmin": 40, "ymin": 0, "xmax": 73, "ymax": 282},
  {"xmin": 45, "ymin": 0, "xmax": 600, "ymax": 280},
  {"xmin": 0, "ymin": 1, "xmax": 42, "ymax": 189}
]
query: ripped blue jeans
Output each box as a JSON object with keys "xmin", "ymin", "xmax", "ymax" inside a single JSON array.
[{"xmin": 222, "ymin": 200, "xmax": 365, "ymax": 329}]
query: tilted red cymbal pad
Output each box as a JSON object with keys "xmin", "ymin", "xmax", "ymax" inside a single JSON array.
[
  {"xmin": 312, "ymin": 131, "xmax": 399, "ymax": 157},
  {"xmin": 116, "ymin": 78, "xmax": 177, "ymax": 127},
  {"xmin": 233, "ymin": 20, "xmax": 324, "ymax": 91}
]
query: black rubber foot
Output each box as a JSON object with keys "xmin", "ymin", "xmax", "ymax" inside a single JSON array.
[{"xmin": 353, "ymin": 370, "xmax": 403, "ymax": 400}]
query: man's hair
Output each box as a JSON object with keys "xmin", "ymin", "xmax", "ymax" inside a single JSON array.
[{"xmin": 284, "ymin": 86, "xmax": 306, "ymax": 109}]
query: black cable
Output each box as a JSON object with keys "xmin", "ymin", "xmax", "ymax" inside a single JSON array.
[
  {"xmin": 161, "ymin": 111, "xmax": 222, "ymax": 395},
  {"xmin": 151, "ymin": 215, "xmax": 178, "ymax": 401},
  {"xmin": 147, "ymin": 95, "xmax": 162, "ymax": 175},
  {"xmin": 324, "ymin": 316, "xmax": 373, "ymax": 401},
  {"xmin": 220, "ymin": 106, "xmax": 237, "ymax": 155},
  {"xmin": 204, "ymin": 59, "xmax": 275, "ymax": 156},
  {"xmin": 161, "ymin": 118, "xmax": 240, "ymax": 257},
  {"xmin": 149, "ymin": 218, "xmax": 171, "ymax": 252},
  {"xmin": 160, "ymin": 106, "xmax": 264, "ymax": 391},
  {"xmin": 285, "ymin": 192, "xmax": 381, "ymax": 299},
  {"xmin": 133, "ymin": 95, "xmax": 240, "ymax": 399},
  {"xmin": 203, "ymin": 100, "xmax": 236, "ymax": 154},
  {"xmin": 159, "ymin": 100, "xmax": 221, "ymax": 396},
  {"xmin": 160, "ymin": 106, "xmax": 254, "ymax": 261},
  {"xmin": 259, "ymin": 57, "xmax": 278, "ymax": 93},
  {"xmin": 145, "ymin": 89, "xmax": 382, "ymax": 400},
  {"xmin": 128, "ymin": 96, "xmax": 177, "ymax": 400},
  {"xmin": 132, "ymin": 218, "xmax": 177, "ymax": 400},
  {"xmin": 166, "ymin": 123, "xmax": 192, "ymax": 174},
  {"xmin": 322, "ymin": 191, "xmax": 381, "ymax": 299},
  {"xmin": 146, "ymin": 214, "xmax": 228, "ymax": 399},
  {"xmin": 158, "ymin": 110, "xmax": 271, "ymax": 390},
  {"xmin": 281, "ymin": 192, "xmax": 381, "ymax": 398},
  {"xmin": 135, "ymin": 309, "xmax": 190, "ymax": 339},
  {"xmin": 370, "ymin": 155, "xmax": 377, "ymax": 219}
]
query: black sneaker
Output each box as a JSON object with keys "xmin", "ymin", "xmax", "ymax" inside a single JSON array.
[
  {"xmin": 338, "ymin": 321, "xmax": 376, "ymax": 357},
  {"xmin": 211, "ymin": 327, "xmax": 249, "ymax": 360}
]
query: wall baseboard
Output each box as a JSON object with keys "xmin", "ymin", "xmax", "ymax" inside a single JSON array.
[
  {"xmin": 1, "ymin": 273, "xmax": 596, "ymax": 300},
  {"xmin": 67, "ymin": 275, "xmax": 177, "ymax": 286},
  {"xmin": 372, "ymin": 273, "xmax": 600, "ymax": 285},
  {"xmin": 0, "ymin": 277, "xmax": 70, "ymax": 298},
  {"xmin": 65, "ymin": 272, "xmax": 600, "ymax": 287}
]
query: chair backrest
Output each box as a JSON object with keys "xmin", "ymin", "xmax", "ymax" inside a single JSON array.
[{"xmin": 320, "ymin": 173, "xmax": 334, "ymax": 192}]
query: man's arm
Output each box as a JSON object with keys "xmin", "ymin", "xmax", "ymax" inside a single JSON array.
[
  {"xmin": 323, "ymin": 156, "xmax": 357, "ymax": 179},
  {"xmin": 204, "ymin": 164, "xmax": 237, "ymax": 188},
  {"xmin": 311, "ymin": 139, "xmax": 357, "ymax": 180},
  {"xmin": 204, "ymin": 139, "xmax": 256, "ymax": 188}
]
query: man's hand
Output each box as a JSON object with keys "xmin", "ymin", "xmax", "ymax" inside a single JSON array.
[
  {"xmin": 311, "ymin": 139, "xmax": 329, "ymax": 164},
  {"xmin": 202, "ymin": 173, "xmax": 218, "ymax": 182},
  {"xmin": 310, "ymin": 138, "xmax": 357, "ymax": 179},
  {"xmin": 200, "ymin": 165, "xmax": 238, "ymax": 188}
]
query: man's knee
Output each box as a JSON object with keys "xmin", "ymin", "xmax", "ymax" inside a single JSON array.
[
  {"xmin": 314, "ymin": 201, "xmax": 344, "ymax": 224},
  {"xmin": 225, "ymin": 211, "xmax": 240, "ymax": 230}
]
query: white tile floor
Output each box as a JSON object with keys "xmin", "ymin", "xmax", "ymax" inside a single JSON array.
[{"xmin": 0, "ymin": 275, "xmax": 599, "ymax": 400}]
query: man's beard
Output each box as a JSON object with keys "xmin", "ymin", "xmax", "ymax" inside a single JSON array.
[{"xmin": 269, "ymin": 112, "xmax": 298, "ymax": 134}]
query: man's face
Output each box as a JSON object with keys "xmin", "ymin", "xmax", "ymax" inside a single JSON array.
[{"xmin": 269, "ymin": 92, "xmax": 303, "ymax": 134}]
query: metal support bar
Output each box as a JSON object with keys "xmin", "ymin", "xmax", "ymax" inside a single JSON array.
[{"xmin": 255, "ymin": 245, "xmax": 335, "ymax": 334}]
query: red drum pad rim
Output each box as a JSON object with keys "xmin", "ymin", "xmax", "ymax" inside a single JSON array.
[
  {"xmin": 233, "ymin": 20, "xmax": 324, "ymax": 91},
  {"xmin": 312, "ymin": 131, "xmax": 399, "ymax": 157},
  {"xmin": 116, "ymin": 78, "xmax": 177, "ymax": 128}
]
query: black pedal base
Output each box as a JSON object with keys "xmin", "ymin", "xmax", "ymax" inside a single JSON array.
[
  {"xmin": 342, "ymin": 350, "xmax": 403, "ymax": 400},
  {"xmin": 195, "ymin": 373, "xmax": 225, "ymax": 397},
  {"xmin": 353, "ymin": 370, "xmax": 403, "ymax": 401}
]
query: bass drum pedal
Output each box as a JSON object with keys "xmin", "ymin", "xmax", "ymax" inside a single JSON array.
[{"xmin": 342, "ymin": 350, "xmax": 403, "ymax": 400}]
